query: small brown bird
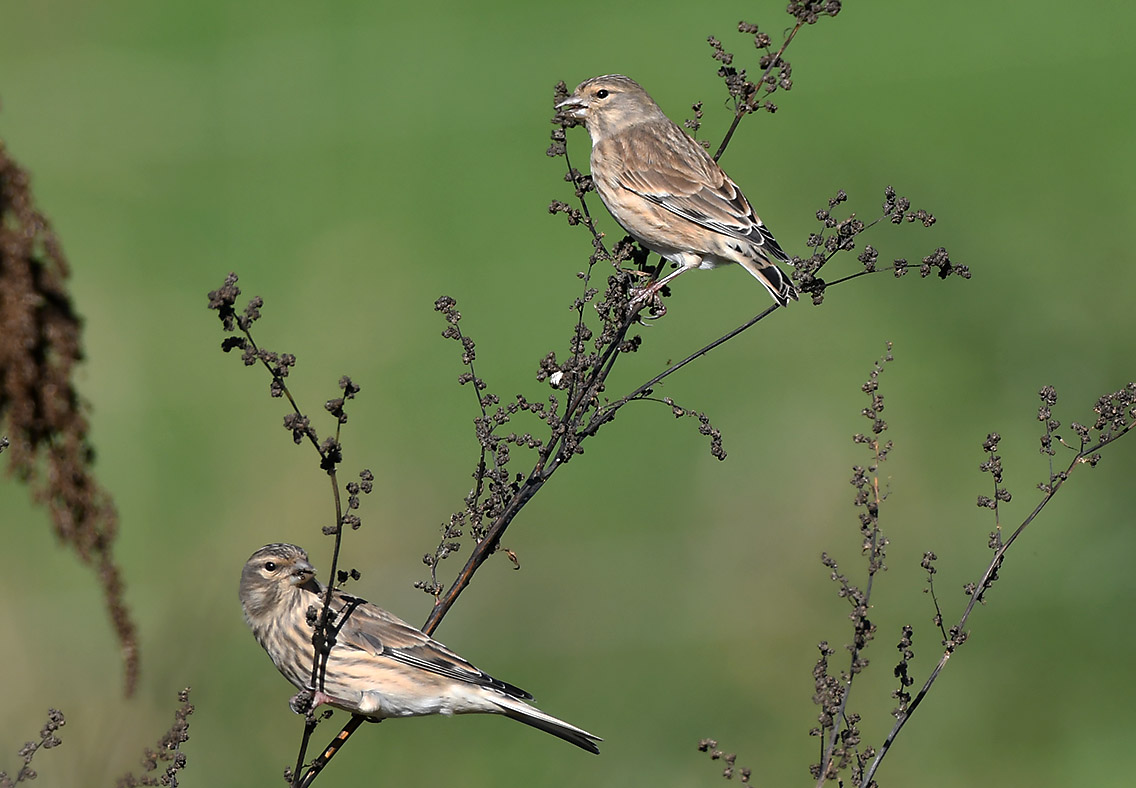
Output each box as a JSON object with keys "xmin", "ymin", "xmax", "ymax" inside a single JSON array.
[
  {"xmin": 239, "ymin": 543, "xmax": 601, "ymax": 753},
  {"xmin": 557, "ymin": 74, "xmax": 797, "ymax": 308}
]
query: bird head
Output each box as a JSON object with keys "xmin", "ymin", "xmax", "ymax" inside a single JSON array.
[
  {"xmin": 239, "ymin": 543, "xmax": 319, "ymax": 621},
  {"xmin": 556, "ymin": 75, "xmax": 661, "ymax": 143}
]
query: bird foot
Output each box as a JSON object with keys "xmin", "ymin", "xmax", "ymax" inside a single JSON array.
[
  {"xmin": 628, "ymin": 286, "xmax": 666, "ymax": 319},
  {"xmin": 290, "ymin": 688, "xmax": 345, "ymax": 716},
  {"xmin": 289, "ymin": 689, "xmax": 316, "ymax": 715}
]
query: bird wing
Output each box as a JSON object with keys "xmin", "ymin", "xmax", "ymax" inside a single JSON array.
[
  {"xmin": 610, "ymin": 121, "xmax": 789, "ymax": 262},
  {"xmin": 328, "ymin": 591, "xmax": 533, "ymax": 700}
]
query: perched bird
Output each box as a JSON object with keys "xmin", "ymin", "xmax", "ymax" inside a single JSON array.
[
  {"xmin": 557, "ymin": 74, "xmax": 797, "ymax": 308},
  {"xmin": 239, "ymin": 543, "xmax": 601, "ymax": 754}
]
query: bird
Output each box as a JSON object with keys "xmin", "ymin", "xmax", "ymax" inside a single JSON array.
[
  {"xmin": 556, "ymin": 74, "xmax": 797, "ymax": 310},
  {"xmin": 238, "ymin": 543, "xmax": 601, "ymax": 754}
]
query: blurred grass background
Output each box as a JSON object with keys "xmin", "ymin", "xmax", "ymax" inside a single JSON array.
[{"xmin": 2, "ymin": 0, "xmax": 1135, "ymax": 785}]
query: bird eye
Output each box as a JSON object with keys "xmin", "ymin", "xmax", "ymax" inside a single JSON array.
[
  {"xmin": 595, "ymin": 89, "xmax": 610, "ymax": 99},
  {"xmin": 264, "ymin": 561, "xmax": 278, "ymax": 572}
]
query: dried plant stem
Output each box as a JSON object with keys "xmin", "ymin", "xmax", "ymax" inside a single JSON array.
[
  {"xmin": 860, "ymin": 424, "xmax": 1133, "ymax": 786},
  {"xmin": 714, "ymin": 21, "xmax": 804, "ymax": 162}
]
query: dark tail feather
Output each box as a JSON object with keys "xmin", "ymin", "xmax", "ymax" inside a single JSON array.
[
  {"xmin": 741, "ymin": 257, "xmax": 798, "ymax": 307},
  {"xmin": 495, "ymin": 698, "xmax": 602, "ymax": 754},
  {"xmin": 756, "ymin": 222, "xmax": 791, "ymax": 263}
]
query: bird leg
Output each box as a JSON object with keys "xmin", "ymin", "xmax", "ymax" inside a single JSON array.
[
  {"xmin": 628, "ymin": 285, "xmax": 666, "ymax": 318},
  {"xmin": 627, "ymin": 262, "xmax": 695, "ymax": 316},
  {"xmin": 290, "ymin": 688, "xmax": 354, "ymax": 716}
]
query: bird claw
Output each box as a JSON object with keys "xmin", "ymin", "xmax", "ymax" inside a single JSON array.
[
  {"xmin": 627, "ymin": 286, "xmax": 666, "ymax": 319},
  {"xmin": 289, "ymin": 689, "xmax": 315, "ymax": 715},
  {"xmin": 290, "ymin": 688, "xmax": 343, "ymax": 716}
]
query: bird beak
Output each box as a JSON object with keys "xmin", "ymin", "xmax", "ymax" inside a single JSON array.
[
  {"xmin": 556, "ymin": 94, "xmax": 587, "ymax": 120},
  {"xmin": 290, "ymin": 559, "xmax": 316, "ymax": 586}
]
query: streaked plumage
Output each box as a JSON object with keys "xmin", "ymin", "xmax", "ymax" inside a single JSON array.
[
  {"xmin": 238, "ymin": 543, "xmax": 600, "ymax": 754},
  {"xmin": 557, "ymin": 74, "xmax": 797, "ymax": 308}
]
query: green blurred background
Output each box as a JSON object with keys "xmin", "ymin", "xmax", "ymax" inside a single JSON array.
[{"xmin": 2, "ymin": 1, "xmax": 1134, "ymax": 785}]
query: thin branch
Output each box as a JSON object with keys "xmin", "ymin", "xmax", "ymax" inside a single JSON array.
[
  {"xmin": 297, "ymin": 717, "xmax": 367, "ymax": 788},
  {"xmin": 714, "ymin": 21, "xmax": 805, "ymax": 162},
  {"xmin": 859, "ymin": 412, "xmax": 1135, "ymax": 786}
]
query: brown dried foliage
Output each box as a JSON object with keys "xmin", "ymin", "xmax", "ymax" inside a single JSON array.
[
  {"xmin": 0, "ymin": 140, "xmax": 138, "ymax": 695},
  {"xmin": 115, "ymin": 689, "xmax": 194, "ymax": 788}
]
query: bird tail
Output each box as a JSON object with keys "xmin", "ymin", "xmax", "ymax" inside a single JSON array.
[
  {"xmin": 739, "ymin": 256, "xmax": 798, "ymax": 307},
  {"xmin": 491, "ymin": 695, "xmax": 602, "ymax": 754}
]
